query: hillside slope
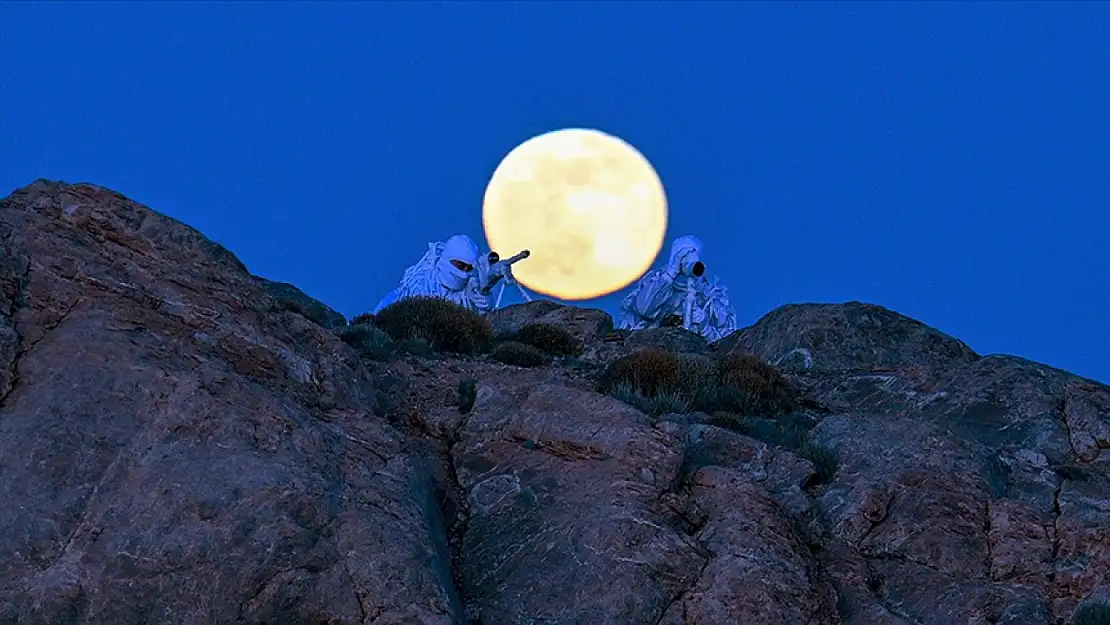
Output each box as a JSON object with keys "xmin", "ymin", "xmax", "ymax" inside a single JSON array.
[{"xmin": 0, "ymin": 180, "xmax": 1107, "ymax": 625}]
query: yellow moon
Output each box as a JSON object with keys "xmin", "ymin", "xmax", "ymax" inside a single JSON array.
[{"xmin": 482, "ymin": 128, "xmax": 668, "ymax": 300}]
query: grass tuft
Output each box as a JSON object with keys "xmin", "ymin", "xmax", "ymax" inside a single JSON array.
[
  {"xmin": 491, "ymin": 341, "xmax": 548, "ymax": 368},
  {"xmin": 514, "ymin": 322, "xmax": 583, "ymax": 356},
  {"xmin": 373, "ymin": 296, "xmax": 492, "ymax": 355}
]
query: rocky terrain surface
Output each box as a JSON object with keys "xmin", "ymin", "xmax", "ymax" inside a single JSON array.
[{"xmin": 0, "ymin": 180, "xmax": 1107, "ymax": 625}]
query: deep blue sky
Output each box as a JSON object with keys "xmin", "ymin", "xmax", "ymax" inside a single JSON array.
[{"xmin": 3, "ymin": 3, "xmax": 1108, "ymax": 383}]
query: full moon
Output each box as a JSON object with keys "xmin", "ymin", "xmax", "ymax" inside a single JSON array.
[{"xmin": 482, "ymin": 128, "xmax": 668, "ymax": 300}]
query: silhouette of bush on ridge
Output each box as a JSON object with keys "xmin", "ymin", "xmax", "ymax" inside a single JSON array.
[
  {"xmin": 350, "ymin": 312, "xmax": 375, "ymax": 326},
  {"xmin": 373, "ymin": 296, "xmax": 492, "ymax": 355}
]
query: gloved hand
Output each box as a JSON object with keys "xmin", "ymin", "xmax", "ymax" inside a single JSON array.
[{"xmin": 664, "ymin": 248, "xmax": 695, "ymax": 281}]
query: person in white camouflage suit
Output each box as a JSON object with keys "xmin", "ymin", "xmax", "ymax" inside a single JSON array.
[{"xmin": 619, "ymin": 234, "xmax": 737, "ymax": 342}]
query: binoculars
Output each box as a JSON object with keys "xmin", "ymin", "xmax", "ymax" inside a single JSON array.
[{"xmin": 679, "ymin": 249, "xmax": 705, "ymax": 278}]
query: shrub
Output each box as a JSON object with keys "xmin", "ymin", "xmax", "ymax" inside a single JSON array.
[
  {"xmin": 401, "ymin": 332, "xmax": 436, "ymax": 357},
  {"xmin": 800, "ymin": 441, "xmax": 839, "ymax": 487},
  {"xmin": 457, "ymin": 379, "xmax": 477, "ymax": 414},
  {"xmin": 492, "ymin": 341, "xmax": 548, "ymax": 368},
  {"xmin": 514, "ymin": 322, "xmax": 583, "ymax": 356},
  {"xmin": 610, "ymin": 383, "xmax": 691, "ymax": 417},
  {"xmin": 600, "ymin": 349, "xmax": 716, "ymax": 401},
  {"xmin": 373, "ymin": 296, "xmax": 492, "ymax": 355},
  {"xmin": 1073, "ymin": 602, "xmax": 1110, "ymax": 625},
  {"xmin": 351, "ymin": 312, "xmax": 375, "ymax": 326},
  {"xmin": 698, "ymin": 352, "xmax": 797, "ymax": 417},
  {"xmin": 339, "ymin": 323, "xmax": 395, "ymax": 361},
  {"xmin": 271, "ymin": 295, "xmax": 345, "ymax": 329},
  {"xmin": 600, "ymin": 348, "xmax": 687, "ymax": 398}
]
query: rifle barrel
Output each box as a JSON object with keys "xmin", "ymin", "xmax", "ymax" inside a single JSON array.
[{"xmin": 500, "ymin": 249, "xmax": 530, "ymax": 265}]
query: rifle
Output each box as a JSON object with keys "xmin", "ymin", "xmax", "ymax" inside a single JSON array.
[
  {"xmin": 475, "ymin": 249, "xmax": 530, "ymax": 308},
  {"xmin": 479, "ymin": 249, "xmax": 530, "ymax": 295}
]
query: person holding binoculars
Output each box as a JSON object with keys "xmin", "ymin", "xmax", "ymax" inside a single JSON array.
[{"xmin": 618, "ymin": 235, "xmax": 738, "ymax": 342}]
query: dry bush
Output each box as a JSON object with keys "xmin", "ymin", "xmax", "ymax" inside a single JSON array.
[
  {"xmin": 373, "ymin": 296, "xmax": 492, "ymax": 355},
  {"xmin": 609, "ymin": 383, "xmax": 691, "ymax": 417},
  {"xmin": 600, "ymin": 348, "xmax": 686, "ymax": 397},
  {"xmin": 492, "ymin": 341, "xmax": 548, "ymax": 368},
  {"xmin": 339, "ymin": 323, "xmax": 394, "ymax": 361},
  {"xmin": 698, "ymin": 352, "xmax": 798, "ymax": 417},
  {"xmin": 350, "ymin": 312, "xmax": 375, "ymax": 326},
  {"xmin": 600, "ymin": 349, "xmax": 714, "ymax": 401},
  {"xmin": 515, "ymin": 322, "xmax": 583, "ymax": 356}
]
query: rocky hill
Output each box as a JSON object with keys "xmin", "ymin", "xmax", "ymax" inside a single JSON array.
[{"xmin": 0, "ymin": 180, "xmax": 1107, "ymax": 625}]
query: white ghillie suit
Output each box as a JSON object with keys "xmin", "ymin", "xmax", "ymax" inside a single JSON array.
[
  {"xmin": 372, "ymin": 234, "xmax": 486, "ymax": 314},
  {"xmin": 618, "ymin": 234, "xmax": 738, "ymax": 342}
]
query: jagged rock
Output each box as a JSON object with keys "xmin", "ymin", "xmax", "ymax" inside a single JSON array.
[
  {"xmin": 720, "ymin": 301, "xmax": 980, "ymax": 376},
  {"xmin": 454, "ymin": 383, "xmax": 704, "ymax": 623},
  {"xmin": 657, "ymin": 466, "xmax": 840, "ymax": 624},
  {"xmin": 257, "ymin": 277, "xmax": 347, "ymax": 331},
  {"xmin": 621, "ymin": 326, "xmax": 710, "ymax": 355},
  {"xmin": 723, "ymin": 302, "xmax": 982, "ymax": 415},
  {"xmin": 1, "ymin": 180, "xmax": 1108, "ymax": 625},
  {"xmin": 487, "ymin": 299, "xmax": 613, "ymax": 344},
  {"xmin": 0, "ymin": 181, "xmax": 462, "ymax": 624}
]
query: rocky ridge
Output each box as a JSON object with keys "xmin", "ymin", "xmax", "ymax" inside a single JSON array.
[{"xmin": 0, "ymin": 180, "xmax": 1107, "ymax": 625}]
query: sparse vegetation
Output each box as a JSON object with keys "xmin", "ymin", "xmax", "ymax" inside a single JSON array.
[
  {"xmin": 702, "ymin": 352, "xmax": 798, "ymax": 417},
  {"xmin": 514, "ymin": 322, "xmax": 583, "ymax": 356},
  {"xmin": 457, "ymin": 378, "xmax": 477, "ymax": 414},
  {"xmin": 351, "ymin": 312, "xmax": 375, "ymax": 326},
  {"xmin": 600, "ymin": 329, "xmax": 631, "ymax": 342},
  {"xmin": 600, "ymin": 348, "xmax": 796, "ymax": 418},
  {"xmin": 400, "ymin": 332, "xmax": 436, "ymax": 357},
  {"xmin": 709, "ymin": 411, "xmax": 839, "ymax": 486},
  {"xmin": 800, "ymin": 441, "xmax": 839, "ymax": 487},
  {"xmin": 1073, "ymin": 602, "xmax": 1110, "ymax": 625},
  {"xmin": 601, "ymin": 347, "xmax": 838, "ymax": 485},
  {"xmin": 271, "ymin": 295, "xmax": 343, "ymax": 328},
  {"xmin": 272, "ymin": 296, "xmax": 308, "ymax": 315},
  {"xmin": 610, "ymin": 382, "xmax": 691, "ymax": 417},
  {"xmin": 492, "ymin": 341, "xmax": 548, "ymax": 368},
  {"xmin": 373, "ymin": 296, "xmax": 493, "ymax": 355},
  {"xmin": 598, "ymin": 348, "xmax": 701, "ymax": 399},
  {"xmin": 339, "ymin": 323, "xmax": 395, "ymax": 361}
]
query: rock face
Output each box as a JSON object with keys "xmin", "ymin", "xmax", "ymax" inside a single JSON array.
[{"xmin": 1, "ymin": 180, "xmax": 1107, "ymax": 625}]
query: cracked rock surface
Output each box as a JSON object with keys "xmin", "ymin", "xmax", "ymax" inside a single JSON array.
[{"xmin": 1, "ymin": 180, "xmax": 1108, "ymax": 625}]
